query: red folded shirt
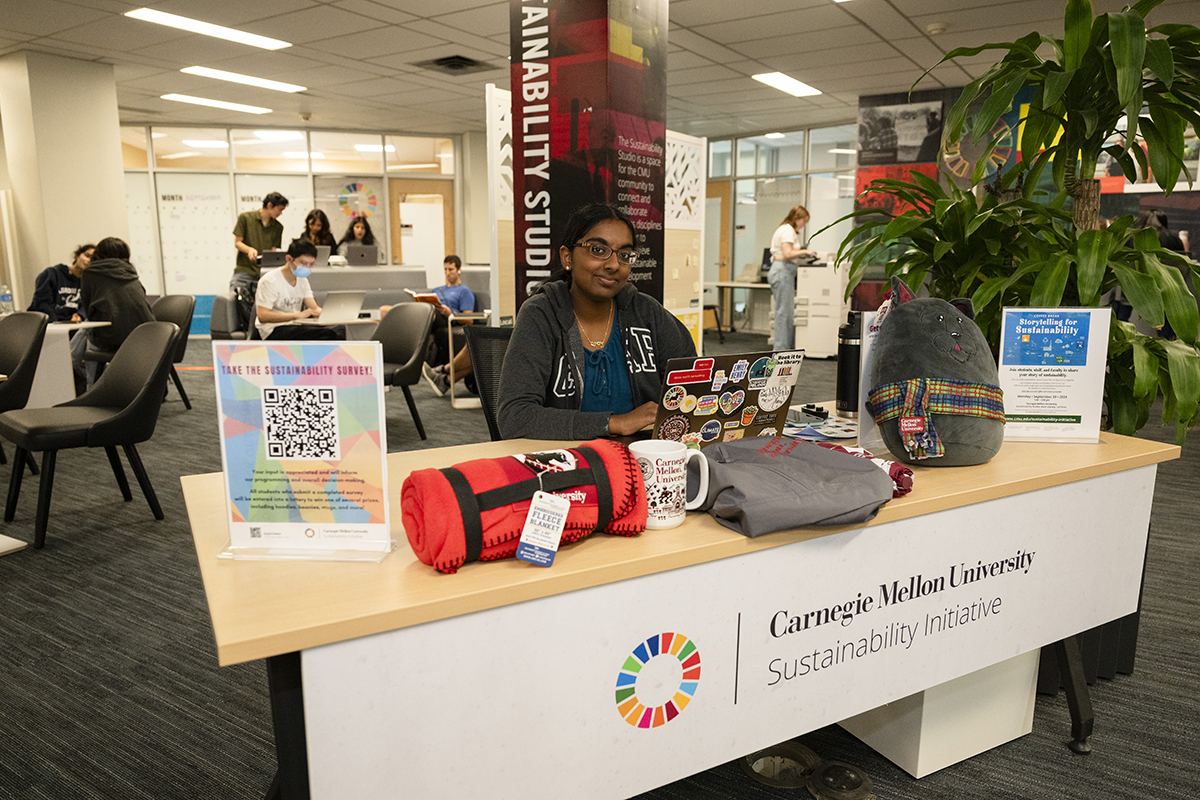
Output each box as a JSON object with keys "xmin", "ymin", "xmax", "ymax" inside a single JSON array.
[{"xmin": 402, "ymin": 439, "xmax": 648, "ymax": 573}]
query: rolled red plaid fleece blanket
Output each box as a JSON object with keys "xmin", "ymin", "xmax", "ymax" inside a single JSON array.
[{"xmin": 402, "ymin": 439, "xmax": 648, "ymax": 574}]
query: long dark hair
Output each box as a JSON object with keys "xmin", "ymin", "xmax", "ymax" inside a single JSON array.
[
  {"xmin": 549, "ymin": 203, "xmax": 636, "ymax": 285},
  {"xmin": 338, "ymin": 216, "xmax": 375, "ymax": 247},
  {"xmin": 92, "ymin": 237, "xmax": 131, "ymax": 262},
  {"xmin": 305, "ymin": 209, "xmax": 331, "ymax": 236}
]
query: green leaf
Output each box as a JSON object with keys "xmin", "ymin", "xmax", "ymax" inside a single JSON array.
[
  {"xmin": 1109, "ymin": 11, "xmax": 1148, "ymax": 107},
  {"xmin": 1075, "ymin": 228, "xmax": 1109, "ymax": 304},
  {"xmin": 1162, "ymin": 338, "xmax": 1200, "ymax": 423},
  {"xmin": 1130, "ymin": 0, "xmax": 1165, "ymax": 19},
  {"xmin": 1147, "ymin": 105, "xmax": 1188, "ymax": 190},
  {"xmin": 1044, "ymin": 68, "xmax": 1075, "ymax": 107},
  {"xmin": 974, "ymin": 70, "xmax": 1029, "ymax": 141},
  {"xmin": 1030, "ymin": 253, "xmax": 1072, "ymax": 306},
  {"xmin": 1144, "ymin": 38, "xmax": 1174, "ymax": 87},
  {"xmin": 933, "ymin": 240, "xmax": 954, "ymax": 261},
  {"xmin": 1144, "ymin": 251, "xmax": 1200, "ymax": 344},
  {"xmin": 1129, "ymin": 338, "xmax": 1159, "ymax": 399},
  {"xmin": 880, "ymin": 213, "xmax": 929, "ymax": 242},
  {"xmin": 1112, "ymin": 264, "xmax": 1165, "ymax": 325},
  {"xmin": 1063, "ymin": 0, "xmax": 1093, "ymax": 72}
]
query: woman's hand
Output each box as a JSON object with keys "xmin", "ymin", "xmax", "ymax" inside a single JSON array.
[{"xmin": 608, "ymin": 401, "xmax": 659, "ymax": 437}]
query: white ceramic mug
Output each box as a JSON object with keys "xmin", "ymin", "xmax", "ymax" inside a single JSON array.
[{"xmin": 628, "ymin": 440, "xmax": 709, "ymax": 530}]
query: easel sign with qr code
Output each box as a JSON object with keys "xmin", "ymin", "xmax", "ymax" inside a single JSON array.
[{"xmin": 212, "ymin": 341, "xmax": 391, "ymax": 562}]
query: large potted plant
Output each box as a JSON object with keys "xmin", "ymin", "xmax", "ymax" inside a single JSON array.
[{"xmin": 826, "ymin": 0, "xmax": 1200, "ymax": 444}]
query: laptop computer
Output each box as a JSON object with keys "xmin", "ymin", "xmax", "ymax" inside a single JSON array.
[
  {"xmin": 314, "ymin": 245, "xmax": 332, "ymax": 268},
  {"xmin": 346, "ymin": 245, "xmax": 378, "ymax": 266},
  {"xmin": 652, "ymin": 350, "xmax": 804, "ymax": 449},
  {"xmin": 299, "ymin": 290, "xmax": 367, "ymax": 325},
  {"xmin": 259, "ymin": 251, "xmax": 287, "ymax": 268}
]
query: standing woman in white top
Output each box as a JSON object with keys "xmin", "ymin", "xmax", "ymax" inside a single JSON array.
[{"xmin": 767, "ymin": 205, "xmax": 817, "ymax": 350}]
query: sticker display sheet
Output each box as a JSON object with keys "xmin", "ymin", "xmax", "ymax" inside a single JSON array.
[
  {"xmin": 652, "ymin": 351, "xmax": 803, "ymax": 449},
  {"xmin": 213, "ymin": 341, "xmax": 390, "ymax": 554},
  {"xmin": 997, "ymin": 308, "xmax": 1111, "ymax": 443}
]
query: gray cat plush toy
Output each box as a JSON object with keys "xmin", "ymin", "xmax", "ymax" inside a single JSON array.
[{"xmin": 866, "ymin": 278, "xmax": 1005, "ymax": 466}]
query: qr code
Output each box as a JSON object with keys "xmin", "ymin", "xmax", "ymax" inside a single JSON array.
[
  {"xmin": 250, "ymin": 527, "xmax": 262, "ymax": 539},
  {"xmin": 262, "ymin": 386, "xmax": 341, "ymax": 460}
]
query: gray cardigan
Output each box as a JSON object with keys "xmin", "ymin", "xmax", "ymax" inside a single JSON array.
[{"xmin": 497, "ymin": 281, "xmax": 697, "ymax": 440}]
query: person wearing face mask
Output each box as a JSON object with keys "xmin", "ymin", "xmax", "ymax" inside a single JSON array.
[
  {"xmin": 767, "ymin": 205, "xmax": 817, "ymax": 350},
  {"xmin": 253, "ymin": 239, "xmax": 344, "ymax": 340},
  {"xmin": 29, "ymin": 243, "xmax": 94, "ymax": 321}
]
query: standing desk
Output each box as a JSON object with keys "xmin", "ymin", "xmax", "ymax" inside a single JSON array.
[
  {"xmin": 27, "ymin": 320, "xmax": 110, "ymax": 408},
  {"xmin": 183, "ymin": 433, "xmax": 1178, "ymax": 799}
]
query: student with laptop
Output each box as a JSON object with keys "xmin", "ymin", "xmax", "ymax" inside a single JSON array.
[
  {"xmin": 300, "ymin": 209, "xmax": 337, "ymax": 251},
  {"xmin": 497, "ymin": 203, "xmax": 696, "ymax": 439},
  {"xmin": 336, "ymin": 216, "xmax": 376, "ymax": 257},
  {"xmin": 254, "ymin": 240, "xmax": 344, "ymax": 340},
  {"xmin": 231, "ymin": 191, "xmax": 288, "ymax": 331}
]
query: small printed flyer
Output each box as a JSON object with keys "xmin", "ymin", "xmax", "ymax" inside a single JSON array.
[
  {"xmin": 213, "ymin": 341, "xmax": 390, "ymax": 559},
  {"xmin": 997, "ymin": 308, "xmax": 1111, "ymax": 442}
]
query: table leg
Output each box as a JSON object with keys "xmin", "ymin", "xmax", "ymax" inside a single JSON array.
[
  {"xmin": 265, "ymin": 652, "xmax": 310, "ymax": 800},
  {"xmin": 1052, "ymin": 635, "xmax": 1094, "ymax": 754}
]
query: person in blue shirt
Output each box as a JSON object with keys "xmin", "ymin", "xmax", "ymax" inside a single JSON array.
[
  {"xmin": 29, "ymin": 243, "xmax": 93, "ymax": 321},
  {"xmin": 426, "ymin": 255, "xmax": 475, "ymax": 364}
]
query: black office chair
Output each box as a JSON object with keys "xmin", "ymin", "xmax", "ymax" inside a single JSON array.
[
  {"xmin": 0, "ymin": 312, "xmax": 48, "ymax": 474},
  {"xmin": 463, "ymin": 326, "xmax": 513, "ymax": 442},
  {"xmin": 374, "ymin": 304, "xmax": 435, "ymax": 440},
  {"xmin": 0, "ymin": 321, "xmax": 178, "ymax": 549},
  {"xmin": 151, "ymin": 294, "xmax": 196, "ymax": 409}
]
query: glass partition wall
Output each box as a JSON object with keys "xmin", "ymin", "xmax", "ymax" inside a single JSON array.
[
  {"xmin": 706, "ymin": 123, "xmax": 857, "ymax": 331},
  {"xmin": 120, "ymin": 126, "xmax": 459, "ymax": 299}
]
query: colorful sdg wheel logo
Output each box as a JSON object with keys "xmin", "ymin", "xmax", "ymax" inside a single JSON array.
[
  {"xmin": 338, "ymin": 182, "xmax": 377, "ymax": 217},
  {"xmin": 615, "ymin": 632, "xmax": 700, "ymax": 728}
]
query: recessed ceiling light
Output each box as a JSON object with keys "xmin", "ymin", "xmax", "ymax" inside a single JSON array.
[
  {"xmin": 151, "ymin": 132, "xmax": 166, "ymax": 138},
  {"xmin": 751, "ymin": 72, "xmax": 821, "ymax": 97},
  {"xmin": 181, "ymin": 139, "xmax": 228, "ymax": 148},
  {"xmin": 181, "ymin": 66, "xmax": 305, "ymax": 93},
  {"xmin": 284, "ymin": 151, "xmax": 324, "ymax": 159},
  {"xmin": 387, "ymin": 163, "xmax": 439, "ymax": 170},
  {"xmin": 764, "ymin": 132, "xmax": 786, "ymax": 139},
  {"xmin": 157, "ymin": 151, "xmax": 202, "ymax": 160},
  {"xmin": 354, "ymin": 144, "xmax": 396, "ymax": 153},
  {"xmin": 125, "ymin": 9, "xmax": 290, "ymax": 50},
  {"xmin": 161, "ymin": 94, "xmax": 272, "ymax": 114},
  {"xmin": 254, "ymin": 130, "xmax": 305, "ymax": 141},
  {"xmin": 827, "ymin": 148, "xmax": 858, "ymax": 154}
]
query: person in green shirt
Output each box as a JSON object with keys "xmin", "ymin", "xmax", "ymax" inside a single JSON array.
[{"xmin": 230, "ymin": 191, "xmax": 288, "ymax": 330}]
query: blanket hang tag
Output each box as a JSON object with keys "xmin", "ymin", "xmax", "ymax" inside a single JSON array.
[
  {"xmin": 515, "ymin": 490, "xmax": 572, "ymax": 567},
  {"xmin": 898, "ymin": 416, "xmax": 925, "ymax": 434}
]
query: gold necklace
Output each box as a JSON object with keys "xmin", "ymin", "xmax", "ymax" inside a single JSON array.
[{"xmin": 576, "ymin": 301, "xmax": 614, "ymax": 349}]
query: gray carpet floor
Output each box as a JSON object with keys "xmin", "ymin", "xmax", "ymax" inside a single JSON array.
[{"xmin": 0, "ymin": 332, "xmax": 1196, "ymax": 799}]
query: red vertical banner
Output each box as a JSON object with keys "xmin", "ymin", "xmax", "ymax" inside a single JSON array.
[{"xmin": 510, "ymin": 0, "xmax": 667, "ymax": 311}]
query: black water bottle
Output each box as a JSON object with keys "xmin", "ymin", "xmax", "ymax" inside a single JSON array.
[{"xmin": 836, "ymin": 312, "xmax": 861, "ymax": 418}]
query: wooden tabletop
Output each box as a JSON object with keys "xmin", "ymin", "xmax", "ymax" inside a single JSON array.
[{"xmin": 183, "ymin": 433, "xmax": 1179, "ymax": 666}]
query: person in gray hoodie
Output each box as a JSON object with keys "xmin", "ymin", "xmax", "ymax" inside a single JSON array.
[
  {"xmin": 70, "ymin": 237, "xmax": 155, "ymax": 388},
  {"xmin": 498, "ymin": 203, "xmax": 696, "ymax": 440}
]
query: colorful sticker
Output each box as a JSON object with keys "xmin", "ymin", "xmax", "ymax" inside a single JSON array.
[
  {"xmin": 729, "ymin": 359, "xmax": 750, "ymax": 382},
  {"xmin": 663, "ymin": 385, "xmax": 686, "ymax": 410},
  {"xmin": 681, "ymin": 432, "xmax": 703, "ymax": 446},
  {"xmin": 658, "ymin": 415, "xmax": 689, "ymax": 441},
  {"xmin": 695, "ymin": 395, "xmax": 719, "ymax": 416},
  {"xmin": 718, "ymin": 389, "xmax": 745, "ymax": 416},
  {"xmin": 758, "ymin": 385, "xmax": 792, "ymax": 412},
  {"xmin": 765, "ymin": 350, "xmax": 805, "ymax": 390},
  {"xmin": 723, "ymin": 420, "xmax": 740, "ymax": 429},
  {"xmin": 758, "ymin": 428, "xmax": 778, "ymax": 436},
  {"xmin": 741, "ymin": 405, "xmax": 758, "ymax": 426},
  {"xmin": 680, "ymin": 395, "xmax": 698, "ymax": 413},
  {"xmin": 755, "ymin": 412, "xmax": 778, "ymax": 426},
  {"xmin": 747, "ymin": 357, "xmax": 776, "ymax": 390},
  {"xmin": 723, "ymin": 429, "xmax": 745, "ymax": 442},
  {"xmin": 666, "ymin": 358, "xmax": 715, "ymax": 385},
  {"xmin": 699, "ymin": 420, "xmax": 722, "ymax": 441},
  {"xmin": 711, "ymin": 371, "xmax": 727, "ymax": 392}
]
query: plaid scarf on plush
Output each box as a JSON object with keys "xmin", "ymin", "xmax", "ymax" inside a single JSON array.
[{"xmin": 867, "ymin": 378, "xmax": 1005, "ymax": 460}]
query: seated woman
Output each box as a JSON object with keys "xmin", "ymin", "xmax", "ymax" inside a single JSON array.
[
  {"xmin": 70, "ymin": 237, "xmax": 155, "ymax": 388},
  {"xmin": 336, "ymin": 216, "xmax": 376, "ymax": 257},
  {"xmin": 497, "ymin": 203, "xmax": 696, "ymax": 440},
  {"xmin": 300, "ymin": 209, "xmax": 337, "ymax": 250}
]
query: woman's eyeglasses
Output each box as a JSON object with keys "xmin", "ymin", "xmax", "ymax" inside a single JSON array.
[{"xmin": 572, "ymin": 242, "xmax": 638, "ymax": 265}]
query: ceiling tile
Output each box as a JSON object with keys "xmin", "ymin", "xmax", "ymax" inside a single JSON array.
[
  {"xmin": 691, "ymin": 4, "xmax": 856, "ymax": 44},
  {"xmin": 145, "ymin": 0, "xmax": 320, "ymax": 26},
  {"xmin": 433, "ymin": 2, "xmax": 509, "ymax": 37},
  {"xmin": 329, "ymin": 0, "xmax": 419, "ymax": 25},
  {"xmin": 670, "ymin": 0, "xmax": 828, "ymax": 27},
  {"xmin": 130, "ymin": 35, "xmax": 268, "ymax": 64},
  {"xmin": 668, "ymin": 28, "xmax": 747, "ymax": 65},
  {"xmin": 318, "ymin": 25, "xmax": 447, "ymax": 60},
  {"xmin": 369, "ymin": 0, "xmax": 498, "ymax": 14},
  {"xmin": 322, "ymin": 76, "xmax": 416, "ymax": 98},
  {"xmin": 737, "ymin": 25, "xmax": 882, "ymax": 59},
  {"xmin": 667, "ymin": 51, "xmax": 715, "ymax": 71},
  {"xmin": 53, "ymin": 16, "xmax": 185, "ymax": 49},
  {"xmin": 0, "ymin": 0, "xmax": 108, "ymax": 37},
  {"xmin": 239, "ymin": 6, "xmax": 388, "ymax": 44},
  {"xmin": 668, "ymin": 64, "xmax": 742, "ymax": 86},
  {"xmin": 840, "ymin": 0, "xmax": 925, "ymax": 40}
]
